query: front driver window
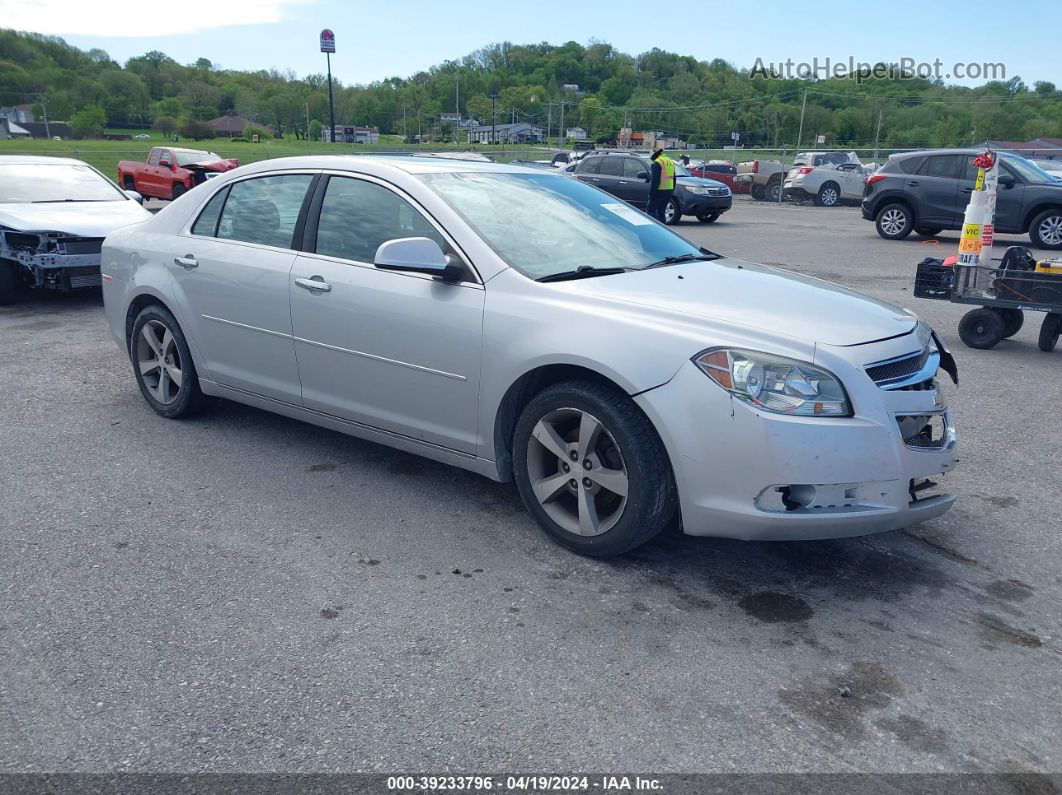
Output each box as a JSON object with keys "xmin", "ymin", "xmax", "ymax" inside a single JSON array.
[
  {"xmin": 314, "ymin": 176, "xmax": 447, "ymax": 264},
  {"xmin": 216, "ymin": 174, "xmax": 313, "ymax": 249}
]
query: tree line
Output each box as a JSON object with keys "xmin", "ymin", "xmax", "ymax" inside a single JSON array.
[{"xmin": 1, "ymin": 29, "xmax": 1060, "ymax": 148}]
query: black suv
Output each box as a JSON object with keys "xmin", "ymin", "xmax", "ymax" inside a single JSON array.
[
  {"xmin": 572, "ymin": 152, "xmax": 732, "ymax": 225},
  {"xmin": 862, "ymin": 148, "xmax": 1062, "ymax": 249}
]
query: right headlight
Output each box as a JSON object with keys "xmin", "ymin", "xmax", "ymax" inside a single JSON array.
[{"xmin": 693, "ymin": 348, "xmax": 852, "ymax": 417}]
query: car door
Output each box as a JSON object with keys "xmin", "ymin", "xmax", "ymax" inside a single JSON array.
[
  {"xmin": 960, "ymin": 158, "xmax": 1025, "ymax": 233},
  {"xmin": 288, "ymin": 174, "xmax": 485, "ymax": 454},
  {"xmin": 168, "ymin": 172, "xmax": 315, "ymax": 404},
  {"xmin": 836, "ymin": 163, "xmax": 866, "ymax": 199},
  {"xmin": 619, "ymin": 157, "xmax": 652, "ymax": 206},
  {"xmin": 914, "ymin": 155, "xmax": 964, "ymax": 226},
  {"xmin": 592, "ymin": 156, "xmax": 626, "ymax": 201},
  {"xmin": 573, "ymin": 156, "xmax": 603, "ymax": 188},
  {"xmin": 144, "ymin": 148, "xmax": 163, "ymax": 196}
]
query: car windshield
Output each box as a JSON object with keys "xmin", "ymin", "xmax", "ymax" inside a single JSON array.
[
  {"xmin": 1002, "ymin": 154, "xmax": 1059, "ymax": 183},
  {"xmin": 0, "ymin": 163, "xmax": 126, "ymax": 203},
  {"xmin": 174, "ymin": 150, "xmax": 220, "ymax": 166},
  {"xmin": 420, "ymin": 171, "xmax": 706, "ymax": 279},
  {"xmin": 673, "ymin": 163, "xmax": 691, "ymax": 177}
]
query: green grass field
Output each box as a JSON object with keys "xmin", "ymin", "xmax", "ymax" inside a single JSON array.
[{"xmin": 0, "ymin": 135, "xmax": 813, "ymax": 178}]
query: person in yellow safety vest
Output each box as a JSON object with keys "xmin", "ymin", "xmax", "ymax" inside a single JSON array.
[{"xmin": 648, "ymin": 149, "xmax": 676, "ymax": 223}]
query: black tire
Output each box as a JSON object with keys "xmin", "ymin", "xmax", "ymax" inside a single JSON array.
[
  {"xmin": 958, "ymin": 307, "xmax": 1006, "ymax": 350},
  {"xmin": 1029, "ymin": 209, "xmax": 1062, "ymax": 249},
  {"xmin": 130, "ymin": 304, "xmax": 207, "ymax": 418},
  {"xmin": 698, "ymin": 213, "xmax": 720, "ymax": 223},
  {"xmin": 123, "ymin": 176, "xmax": 136, "ymax": 190},
  {"xmin": 814, "ymin": 181, "xmax": 841, "ymax": 207},
  {"xmin": 1038, "ymin": 313, "xmax": 1061, "ymax": 352},
  {"xmin": 171, "ymin": 182, "xmax": 187, "ymax": 200},
  {"xmin": 512, "ymin": 379, "xmax": 676, "ymax": 558},
  {"xmin": 663, "ymin": 198, "xmax": 681, "ymax": 225},
  {"xmin": 0, "ymin": 259, "xmax": 18, "ymax": 306},
  {"xmin": 750, "ymin": 184, "xmax": 765, "ymax": 201},
  {"xmin": 998, "ymin": 308, "xmax": 1024, "ymax": 338},
  {"xmin": 765, "ymin": 177, "xmax": 782, "ymax": 202},
  {"xmin": 875, "ymin": 202, "xmax": 914, "ymax": 240},
  {"xmin": 915, "ymin": 226, "xmax": 943, "ymax": 237}
]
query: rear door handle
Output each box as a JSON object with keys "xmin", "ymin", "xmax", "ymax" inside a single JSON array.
[
  {"xmin": 906, "ymin": 180, "xmax": 920, "ymax": 187},
  {"xmin": 295, "ymin": 276, "xmax": 332, "ymax": 293},
  {"xmin": 961, "ymin": 187, "xmax": 973, "ymax": 193},
  {"xmin": 173, "ymin": 255, "xmax": 198, "ymax": 269}
]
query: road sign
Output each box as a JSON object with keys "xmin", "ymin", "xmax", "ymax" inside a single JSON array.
[
  {"xmin": 816, "ymin": 134, "xmax": 826, "ymax": 144},
  {"xmin": 320, "ymin": 29, "xmax": 336, "ymax": 53},
  {"xmin": 731, "ymin": 131, "xmax": 739, "ymax": 141}
]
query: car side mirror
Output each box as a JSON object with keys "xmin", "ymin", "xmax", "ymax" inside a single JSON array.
[
  {"xmin": 124, "ymin": 190, "xmax": 144, "ymax": 204},
  {"xmin": 637, "ymin": 171, "xmax": 649, "ymax": 181},
  {"xmin": 998, "ymin": 174, "xmax": 1016, "ymax": 189},
  {"xmin": 374, "ymin": 237, "xmax": 462, "ymax": 282},
  {"xmin": 158, "ymin": 160, "xmax": 172, "ymax": 169}
]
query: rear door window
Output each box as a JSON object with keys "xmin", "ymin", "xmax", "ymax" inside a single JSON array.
[
  {"xmin": 215, "ymin": 174, "xmax": 313, "ymax": 249},
  {"xmin": 623, "ymin": 158, "xmax": 648, "ymax": 178},
  {"xmin": 920, "ymin": 155, "xmax": 962, "ymax": 179},
  {"xmin": 597, "ymin": 158, "xmax": 624, "ymax": 177}
]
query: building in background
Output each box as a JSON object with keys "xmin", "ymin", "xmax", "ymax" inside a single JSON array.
[
  {"xmin": 468, "ymin": 122, "xmax": 544, "ymax": 144},
  {"xmin": 208, "ymin": 112, "xmax": 277, "ymax": 138},
  {"xmin": 989, "ymin": 138, "xmax": 1062, "ymax": 161},
  {"xmin": 0, "ymin": 105, "xmax": 35, "ymax": 125},
  {"xmin": 566, "ymin": 127, "xmax": 588, "ymax": 141},
  {"xmin": 323, "ymin": 125, "xmax": 380, "ymax": 144}
]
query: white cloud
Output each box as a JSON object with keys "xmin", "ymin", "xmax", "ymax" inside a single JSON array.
[{"xmin": 0, "ymin": 0, "xmax": 311, "ymax": 37}]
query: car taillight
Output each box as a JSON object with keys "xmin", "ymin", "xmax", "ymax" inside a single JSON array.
[
  {"xmin": 798, "ymin": 167, "xmax": 814, "ymax": 175},
  {"xmin": 866, "ymin": 174, "xmax": 886, "ymax": 186},
  {"xmin": 751, "ymin": 161, "xmax": 759, "ymax": 173}
]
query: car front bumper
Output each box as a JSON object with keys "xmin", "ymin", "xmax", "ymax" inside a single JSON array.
[
  {"xmin": 634, "ymin": 341, "xmax": 958, "ymax": 541},
  {"xmin": 10, "ymin": 250, "xmax": 103, "ymax": 289},
  {"xmin": 861, "ymin": 201, "xmax": 874, "ymax": 221},
  {"xmin": 679, "ymin": 193, "xmax": 732, "ymax": 215}
]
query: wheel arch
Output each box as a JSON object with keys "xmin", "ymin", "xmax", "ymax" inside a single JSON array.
[
  {"xmin": 491, "ymin": 363, "xmax": 661, "ymax": 483},
  {"xmin": 124, "ymin": 290, "xmax": 176, "ymax": 354},
  {"xmin": 874, "ymin": 193, "xmax": 917, "ymax": 221},
  {"xmin": 1022, "ymin": 203, "xmax": 1062, "ymax": 232}
]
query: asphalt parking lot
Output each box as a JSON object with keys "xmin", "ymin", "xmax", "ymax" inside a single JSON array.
[{"xmin": 2, "ymin": 197, "xmax": 1060, "ymax": 774}]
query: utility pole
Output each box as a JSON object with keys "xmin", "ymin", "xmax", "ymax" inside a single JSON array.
[
  {"xmin": 873, "ymin": 108, "xmax": 883, "ymax": 162},
  {"xmin": 558, "ymin": 100, "xmax": 565, "ymax": 149},
  {"xmin": 37, "ymin": 94, "xmax": 50, "ymax": 139},
  {"xmin": 489, "ymin": 93, "xmax": 498, "ymax": 145},
  {"xmin": 795, "ymin": 88, "xmax": 808, "ymax": 152},
  {"xmin": 546, "ymin": 102, "xmax": 552, "ymax": 144}
]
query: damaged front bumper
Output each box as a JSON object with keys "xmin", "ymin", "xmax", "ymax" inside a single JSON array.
[{"xmin": 1, "ymin": 231, "xmax": 103, "ymax": 289}]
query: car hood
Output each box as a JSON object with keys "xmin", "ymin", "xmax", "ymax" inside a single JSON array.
[
  {"xmin": 676, "ymin": 176, "xmax": 726, "ymax": 189},
  {"xmin": 0, "ymin": 201, "xmax": 151, "ymax": 237},
  {"xmin": 566, "ymin": 257, "xmax": 916, "ymax": 346}
]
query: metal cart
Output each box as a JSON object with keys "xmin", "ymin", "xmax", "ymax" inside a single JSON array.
[{"xmin": 915, "ymin": 258, "xmax": 1062, "ymax": 352}]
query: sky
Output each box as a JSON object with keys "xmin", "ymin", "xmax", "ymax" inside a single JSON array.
[{"xmin": 3, "ymin": 0, "xmax": 1060, "ymax": 89}]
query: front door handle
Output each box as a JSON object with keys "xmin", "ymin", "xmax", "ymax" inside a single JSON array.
[
  {"xmin": 295, "ymin": 276, "xmax": 332, "ymax": 293},
  {"xmin": 174, "ymin": 255, "xmax": 198, "ymax": 269}
]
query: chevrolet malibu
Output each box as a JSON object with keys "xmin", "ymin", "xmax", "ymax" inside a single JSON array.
[{"xmin": 101, "ymin": 156, "xmax": 959, "ymax": 557}]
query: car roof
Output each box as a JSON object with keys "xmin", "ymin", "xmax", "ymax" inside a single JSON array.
[
  {"xmin": 891, "ymin": 148, "xmax": 986, "ymax": 159},
  {"xmin": 0, "ymin": 155, "xmax": 90, "ymax": 166},
  {"xmin": 232, "ymin": 154, "xmax": 553, "ymax": 177}
]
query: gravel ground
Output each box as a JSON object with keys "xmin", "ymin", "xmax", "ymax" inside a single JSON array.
[{"xmin": 1, "ymin": 197, "xmax": 1060, "ymax": 774}]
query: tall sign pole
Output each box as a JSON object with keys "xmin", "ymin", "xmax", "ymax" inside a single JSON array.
[{"xmin": 320, "ymin": 29, "xmax": 336, "ymax": 143}]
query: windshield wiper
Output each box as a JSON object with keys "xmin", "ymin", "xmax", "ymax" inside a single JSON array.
[
  {"xmin": 536, "ymin": 266, "xmax": 632, "ymax": 283},
  {"xmin": 31, "ymin": 199, "xmax": 113, "ymax": 203},
  {"xmin": 642, "ymin": 252, "xmax": 719, "ymax": 269}
]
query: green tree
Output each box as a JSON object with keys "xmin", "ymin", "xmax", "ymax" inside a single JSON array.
[
  {"xmin": 69, "ymin": 104, "xmax": 107, "ymax": 138},
  {"xmin": 152, "ymin": 115, "xmax": 178, "ymax": 136},
  {"xmin": 178, "ymin": 119, "xmax": 214, "ymax": 140},
  {"xmin": 309, "ymin": 119, "xmax": 322, "ymax": 141}
]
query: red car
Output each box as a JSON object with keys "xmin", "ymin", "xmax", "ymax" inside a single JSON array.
[
  {"xmin": 687, "ymin": 161, "xmax": 748, "ymax": 193},
  {"xmin": 118, "ymin": 147, "xmax": 240, "ymax": 201}
]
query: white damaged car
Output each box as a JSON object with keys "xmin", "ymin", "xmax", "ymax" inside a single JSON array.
[{"xmin": 0, "ymin": 156, "xmax": 151, "ymax": 304}]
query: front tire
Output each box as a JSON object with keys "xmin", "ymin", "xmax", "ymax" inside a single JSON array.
[
  {"xmin": 765, "ymin": 177, "xmax": 782, "ymax": 202},
  {"xmin": 958, "ymin": 307, "xmax": 1006, "ymax": 349},
  {"xmin": 1029, "ymin": 209, "xmax": 1062, "ymax": 249},
  {"xmin": 512, "ymin": 380, "xmax": 675, "ymax": 558},
  {"xmin": 171, "ymin": 182, "xmax": 187, "ymax": 201},
  {"xmin": 130, "ymin": 305, "xmax": 206, "ymax": 418},
  {"xmin": 698, "ymin": 213, "xmax": 719, "ymax": 223},
  {"xmin": 814, "ymin": 181, "xmax": 840, "ymax": 207},
  {"xmin": 663, "ymin": 198, "xmax": 681, "ymax": 225},
  {"xmin": 875, "ymin": 202, "xmax": 914, "ymax": 240},
  {"xmin": 0, "ymin": 259, "xmax": 18, "ymax": 306},
  {"xmin": 915, "ymin": 226, "xmax": 943, "ymax": 237}
]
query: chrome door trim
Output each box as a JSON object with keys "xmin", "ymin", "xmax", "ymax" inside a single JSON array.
[
  {"xmin": 202, "ymin": 314, "xmax": 293, "ymax": 339},
  {"xmin": 292, "ymin": 335, "xmax": 467, "ymax": 381}
]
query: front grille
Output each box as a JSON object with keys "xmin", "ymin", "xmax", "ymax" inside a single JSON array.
[
  {"xmin": 708, "ymin": 187, "xmax": 729, "ymax": 196},
  {"xmin": 70, "ymin": 273, "xmax": 102, "ymax": 288},
  {"xmin": 59, "ymin": 238, "xmax": 103, "ymax": 255},
  {"xmin": 866, "ymin": 348, "xmax": 930, "ymax": 386}
]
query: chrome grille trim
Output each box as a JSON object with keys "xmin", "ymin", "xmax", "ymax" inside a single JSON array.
[{"xmin": 866, "ymin": 347, "xmax": 939, "ymax": 390}]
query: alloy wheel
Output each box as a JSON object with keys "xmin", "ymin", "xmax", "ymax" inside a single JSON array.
[
  {"xmin": 1038, "ymin": 215, "xmax": 1062, "ymax": 246},
  {"xmin": 525, "ymin": 407, "xmax": 629, "ymax": 537},
  {"xmin": 821, "ymin": 186, "xmax": 839, "ymax": 206},
  {"xmin": 136, "ymin": 319, "xmax": 183, "ymax": 405},
  {"xmin": 880, "ymin": 208, "xmax": 906, "ymax": 235},
  {"xmin": 664, "ymin": 200, "xmax": 676, "ymax": 223}
]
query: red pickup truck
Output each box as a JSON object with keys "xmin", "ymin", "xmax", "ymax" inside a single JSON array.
[{"xmin": 117, "ymin": 147, "xmax": 239, "ymax": 201}]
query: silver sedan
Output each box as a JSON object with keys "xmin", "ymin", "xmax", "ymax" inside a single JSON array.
[{"xmin": 101, "ymin": 156, "xmax": 959, "ymax": 557}]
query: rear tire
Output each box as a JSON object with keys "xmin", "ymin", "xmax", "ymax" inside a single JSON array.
[
  {"xmin": 512, "ymin": 379, "xmax": 675, "ymax": 558},
  {"xmin": 814, "ymin": 181, "xmax": 840, "ymax": 207},
  {"xmin": 130, "ymin": 304, "xmax": 207, "ymax": 418},
  {"xmin": 1029, "ymin": 209, "xmax": 1062, "ymax": 249},
  {"xmin": 958, "ymin": 307, "xmax": 1006, "ymax": 349},
  {"xmin": 875, "ymin": 202, "xmax": 914, "ymax": 240},
  {"xmin": 915, "ymin": 226, "xmax": 943, "ymax": 237},
  {"xmin": 171, "ymin": 182, "xmax": 186, "ymax": 200},
  {"xmin": 1038, "ymin": 313, "xmax": 1061, "ymax": 352},
  {"xmin": 750, "ymin": 184, "xmax": 765, "ymax": 201},
  {"xmin": 0, "ymin": 259, "xmax": 18, "ymax": 306},
  {"xmin": 123, "ymin": 176, "xmax": 135, "ymax": 190},
  {"xmin": 765, "ymin": 177, "xmax": 782, "ymax": 202},
  {"xmin": 998, "ymin": 308, "xmax": 1024, "ymax": 338}
]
